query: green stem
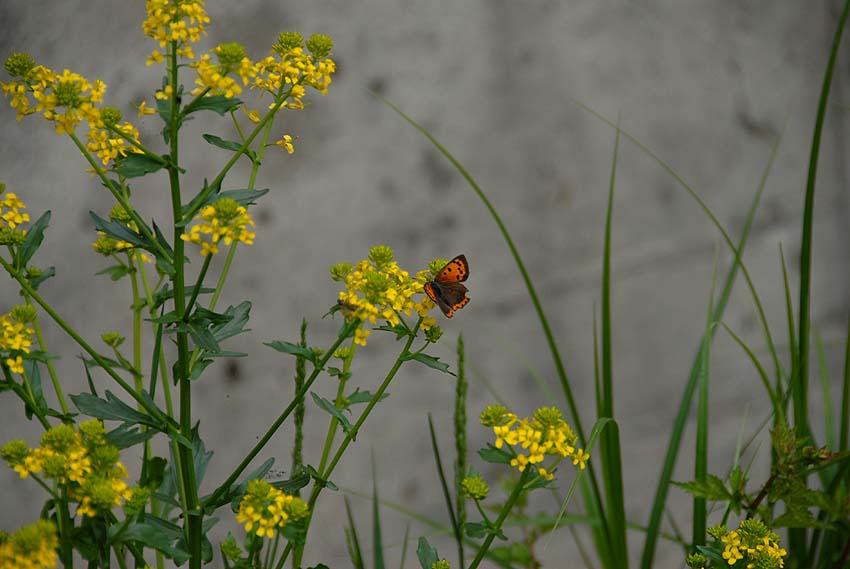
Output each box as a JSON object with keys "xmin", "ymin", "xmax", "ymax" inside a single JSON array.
[
  {"xmin": 203, "ymin": 319, "xmax": 359, "ymax": 508},
  {"xmin": 467, "ymin": 469, "xmax": 532, "ymax": 569},
  {"xmin": 288, "ymin": 320, "xmax": 421, "ymax": 567},
  {"xmin": 24, "ymin": 295, "xmax": 68, "ymax": 415},
  {"xmin": 165, "ymin": 39, "xmax": 202, "ymax": 569},
  {"xmin": 184, "ymin": 253, "xmax": 213, "ymax": 319},
  {"xmin": 316, "ymin": 345, "xmax": 355, "ymax": 474}
]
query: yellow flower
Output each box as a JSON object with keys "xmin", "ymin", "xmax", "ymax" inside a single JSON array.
[
  {"xmin": 0, "ymin": 519, "xmax": 58, "ymax": 569},
  {"xmin": 181, "ymin": 198, "xmax": 256, "ymax": 256},
  {"xmin": 142, "ymin": 0, "xmax": 209, "ymax": 54},
  {"xmin": 236, "ymin": 480, "xmax": 308, "ymax": 540},
  {"xmin": 136, "ymin": 100, "xmax": 156, "ymax": 117},
  {"xmin": 275, "ymin": 134, "xmax": 295, "ymax": 154}
]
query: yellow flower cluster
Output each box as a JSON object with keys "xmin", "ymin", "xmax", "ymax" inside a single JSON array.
[
  {"xmin": 142, "ymin": 0, "xmax": 210, "ymax": 64},
  {"xmin": 0, "ymin": 307, "xmax": 35, "ymax": 375},
  {"xmin": 85, "ymin": 121, "xmax": 143, "ymax": 167},
  {"xmin": 331, "ymin": 246, "xmax": 433, "ymax": 346},
  {"xmin": 482, "ymin": 405, "xmax": 588, "ymax": 481},
  {"xmin": 180, "ymin": 198, "xmax": 256, "ymax": 256},
  {"xmin": 0, "ymin": 519, "xmax": 58, "ymax": 569},
  {"xmin": 235, "ymin": 479, "xmax": 308, "ymax": 539},
  {"xmin": 1, "ymin": 56, "xmax": 143, "ymax": 168},
  {"xmin": 0, "ymin": 192, "xmax": 30, "ymax": 230},
  {"xmin": 1, "ymin": 421, "xmax": 135, "ymax": 518},
  {"xmin": 252, "ymin": 32, "xmax": 336, "ymax": 108},
  {"xmin": 712, "ymin": 519, "xmax": 787, "ymax": 568}
]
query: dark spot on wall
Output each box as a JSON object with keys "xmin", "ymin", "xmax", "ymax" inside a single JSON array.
[
  {"xmin": 256, "ymin": 206, "xmax": 273, "ymax": 226},
  {"xmin": 402, "ymin": 478, "xmax": 420, "ymax": 501},
  {"xmin": 224, "ymin": 359, "xmax": 242, "ymax": 382},
  {"xmin": 434, "ymin": 213, "xmax": 456, "ymax": 231},
  {"xmin": 367, "ymin": 76, "xmax": 387, "ymax": 96},
  {"xmin": 378, "ymin": 178, "xmax": 398, "ymax": 200},
  {"xmin": 421, "ymin": 148, "xmax": 455, "ymax": 194}
]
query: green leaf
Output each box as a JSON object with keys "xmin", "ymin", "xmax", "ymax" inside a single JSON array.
[
  {"xmin": 218, "ymin": 188, "xmax": 269, "ymax": 206},
  {"xmin": 109, "ymin": 521, "xmax": 189, "ymax": 564},
  {"xmin": 327, "ymin": 366, "xmax": 352, "ymax": 380},
  {"xmin": 478, "ymin": 443, "xmax": 512, "ymax": 464},
  {"xmin": 464, "ymin": 521, "xmax": 507, "ymax": 541},
  {"xmin": 345, "ymin": 388, "xmax": 389, "ymax": 405},
  {"xmin": 202, "ymin": 134, "xmax": 255, "ymax": 161},
  {"xmin": 28, "ymin": 266, "xmax": 55, "ymax": 290},
  {"xmin": 375, "ymin": 323, "xmax": 410, "ymax": 339},
  {"xmin": 270, "ymin": 471, "xmax": 311, "ymax": 494},
  {"xmin": 672, "ymin": 475, "xmax": 731, "ymax": 501},
  {"xmin": 183, "ymin": 95, "xmax": 242, "ymax": 116},
  {"xmin": 22, "ymin": 359, "xmax": 47, "ymax": 420},
  {"xmin": 303, "ymin": 464, "xmax": 338, "ymax": 491},
  {"xmin": 106, "ymin": 424, "xmax": 155, "ymax": 449},
  {"xmin": 416, "ymin": 537, "xmax": 439, "ymax": 569},
  {"xmin": 141, "ymin": 457, "xmax": 167, "ymax": 490},
  {"xmin": 211, "ymin": 301, "xmax": 251, "ymax": 342},
  {"xmin": 265, "ymin": 340, "xmax": 317, "ymax": 362},
  {"xmin": 71, "ymin": 390, "xmax": 162, "ymax": 429},
  {"xmin": 405, "ymin": 352, "xmax": 451, "ymax": 373},
  {"xmin": 89, "ymin": 212, "xmax": 148, "ymax": 248},
  {"xmin": 96, "ymin": 264, "xmax": 131, "ymax": 281},
  {"xmin": 311, "ymin": 392, "xmax": 353, "ymax": 435},
  {"xmin": 114, "ymin": 153, "xmax": 164, "ymax": 178},
  {"xmin": 18, "ymin": 210, "xmax": 51, "ymax": 267}
]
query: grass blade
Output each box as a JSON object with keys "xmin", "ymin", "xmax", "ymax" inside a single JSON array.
[
  {"xmin": 344, "ymin": 497, "xmax": 365, "ymax": 569},
  {"xmin": 693, "ymin": 252, "xmax": 719, "ymax": 548},
  {"xmin": 380, "ymin": 96, "xmax": 615, "ymax": 565},
  {"xmin": 426, "ymin": 414, "xmax": 461, "ymax": 565},
  {"xmin": 598, "ymin": 117, "xmax": 628, "ymax": 567},
  {"xmin": 453, "ymin": 335, "xmax": 467, "ymax": 569},
  {"xmin": 795, "ymin": 0, "xmax": 850, "ymax": 440},
  {"xmin": 841, "ymin": 310, "xmax": 850, "ymax": 451},
  {"xmin": 372, "ymin": 453, "xmax": 385, "ymax": 569},
  {"xmin": 814, "ymin": 330, "xmax": 834, "ymax": 450}
]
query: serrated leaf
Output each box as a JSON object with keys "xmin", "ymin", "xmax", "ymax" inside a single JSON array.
[
  {"xmin": 115, "ymin": 153, "xmax": 164, "ymax": 178},
  {"xmin": 375, "ymin": 323, "xmax": 410, "ymax": 339},
  {"xmin": 311, "ymin": 392, "xmax": 353, "ymax": 435},
  {"xmin": 71, "ymin": 390, "xmax": 161, "ymax": 429},
  {"xmin": 406, "ymin": 352, "xmax": 450, "ymax": 373},
  {"xmin": 18, "ymin": 210, "xmax": 51, "ymax": 267},
  {"xmin": 218, "ymin": 188, "xmax": 269, "ymax": 206},
  {"xmin": 210, "ymin": 301, "xmax": 251, "ymax": 342},
  {"xmin": 270, "ymin": 471, "xmax": 311, "ymax": 494},
  {"xmin": 478, "ymin": 443, "xmax": 513, "ymax": 464},
  {"xmin": 106, "ymin": 423, "xmax": 155, "ymax": 449},
  {"xmin": 96, "ymin": 264, "xmax": 131, "ymax": 281},
  {"xmin": 416, "ymin": 537, "xmax": 439, "ymax": 569},
  {"xmin": 672, "ymin": 475, "xmax": 731, "ymax": 501},
  {"xmin": 303, "ymin": 464, "xmax": 338, "ymax": 491},
  {"xmin": 183, "ymin": 95, "xmax": 242, "ymax": 116},
  {"xmin": 187, "ymin": 322, "xmax": 221, "ymax": 352},
  {"xmin": 265, "ymin": 340, "xmax": 316, "ymax": 361},
  {"xmin": 345, "ymin": 388, "xmax": 389, "ymax": 405}
]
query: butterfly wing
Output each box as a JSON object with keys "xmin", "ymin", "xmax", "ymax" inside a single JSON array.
[
  {"xmin": 435, "ymin": 254, "xmax": 469, "ymax": 284},
  {"xmin": 425, "ymin": 280, "xmax": 469, "ymax": 318}
]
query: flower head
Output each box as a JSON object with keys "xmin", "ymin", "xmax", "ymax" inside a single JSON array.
[
  {"xmin": 235, "ymin": 479, "xmax": 308, "ymax": 539},
  {"xmin": 180, "ymin": 198, "xmax": 256, "ymax": 256},
  {"xmin": 712, "ymin": 519, "xmax": 786, "ymax": 568},
  {"xmin": 143, "ymin": 0, "xmax": 210, "ymax": 63},
  {"xmin": 0, "ymin": 519, "xmax": 58, "ymax": 569},
  {"xmin": 332, "ymin": 246, "xmax": 426, "ymax": 346}
]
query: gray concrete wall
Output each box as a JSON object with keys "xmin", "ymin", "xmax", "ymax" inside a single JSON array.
[{"xmin": 1, "ymin": 1, "xmax": 848, "ymax": 567}]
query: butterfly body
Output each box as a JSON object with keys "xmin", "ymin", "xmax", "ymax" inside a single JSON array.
[{"xmin": 424, "ymin": 254, "xmax": 470, "ymax": 318}]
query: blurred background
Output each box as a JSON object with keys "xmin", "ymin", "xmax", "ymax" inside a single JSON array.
[{"xmin": 1, "ymin": 1, "xmax": 849, "ymax": 566}]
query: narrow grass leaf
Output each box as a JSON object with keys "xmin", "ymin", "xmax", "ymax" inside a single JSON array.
[
  {"xmin": 814, "ymin": 330, "xmax": 834, "ymax": 450},
  {"xmin": 372, "ymin": 453, "xmax": 386, "ymax": 569},
  {"xmin": 841, "ymin": 310, "xmax": 850, "ymax": 451},
  {"xmin": 427, "ymin": 414, "xmax": 461, "ymax": 562},
  {"xmin": 344, "ymin": 497, "xmax": 365, "ymax": 569}
]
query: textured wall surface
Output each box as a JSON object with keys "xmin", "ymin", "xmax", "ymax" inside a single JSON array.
[{"xmin": 0, "ymin": 1, "xmax": 848, "ymax": 567}]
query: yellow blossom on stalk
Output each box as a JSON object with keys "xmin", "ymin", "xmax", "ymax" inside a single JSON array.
[
  {"xmin": 190, "ymin": 43, "xmax": 254, "ymax": 98},
  {"xmin": 142, "ymin": 0, "xmax": 210, "ymax": 63},
  {"xmin": 712, "ymin": 519, "xmax": 786, "ymax": 568},
  {"xmin": 0, "ymin": 190, "xmax": 30, "ymax": 230},
  {"xmin": 251, "ymin": 31, "xmax": 336, "ymax": 109},
  {"xmin": 330, "ymin": 246, "xmax": 426, "ymax": 346},
  {"xmin": 1, "ymin": 55, "xmax": 105, "ymax": 134},
  {"xmin": 0, "ymin": 519, "xmax": 58, "ymax": 569},
  {"xmin": 0, "ymin": 306, "xmax": 35, "ymax": 375},
  {"xmin": 275, "ymin": 134, "xmax": 295, "ymax": 154},
  {"xmin": 136, "ymin": 100, "xmax": 156, "ymax": 117},
  {"xmin": 481, "ymin": 405, "xmax": 586, "ymax": 480},
  {"xmin": 85, "ymin": 107, "xmax": 144, "ymax": 167},
  {"xmin": 181, "ymin": 198, "xmax": 256, "ymax": 256},
  {"xmin": 0, "ymin": 421, "xmax": 135, "ymax": 518},
  {"xmin": 236, "ymin": 480, "xmax": 308, "ymax": 539}
]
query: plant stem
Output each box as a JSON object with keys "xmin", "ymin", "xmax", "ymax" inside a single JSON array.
[
  {"xmin": 24, "ymin": 295, "xmax": 68, "ymax": 415},
  {"xmin": 467, "ymin": 469, "xmax": 532, "ymax": 569}
]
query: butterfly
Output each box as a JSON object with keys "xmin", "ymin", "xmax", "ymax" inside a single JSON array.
[{"xmin": 423, "ymin": 254, "xmax": 470, "ymax": 318}]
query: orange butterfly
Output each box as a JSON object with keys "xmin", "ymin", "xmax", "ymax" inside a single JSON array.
[{"xmin": 423, "ymin": 254, "xmax": 470, "ymax": 318}]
